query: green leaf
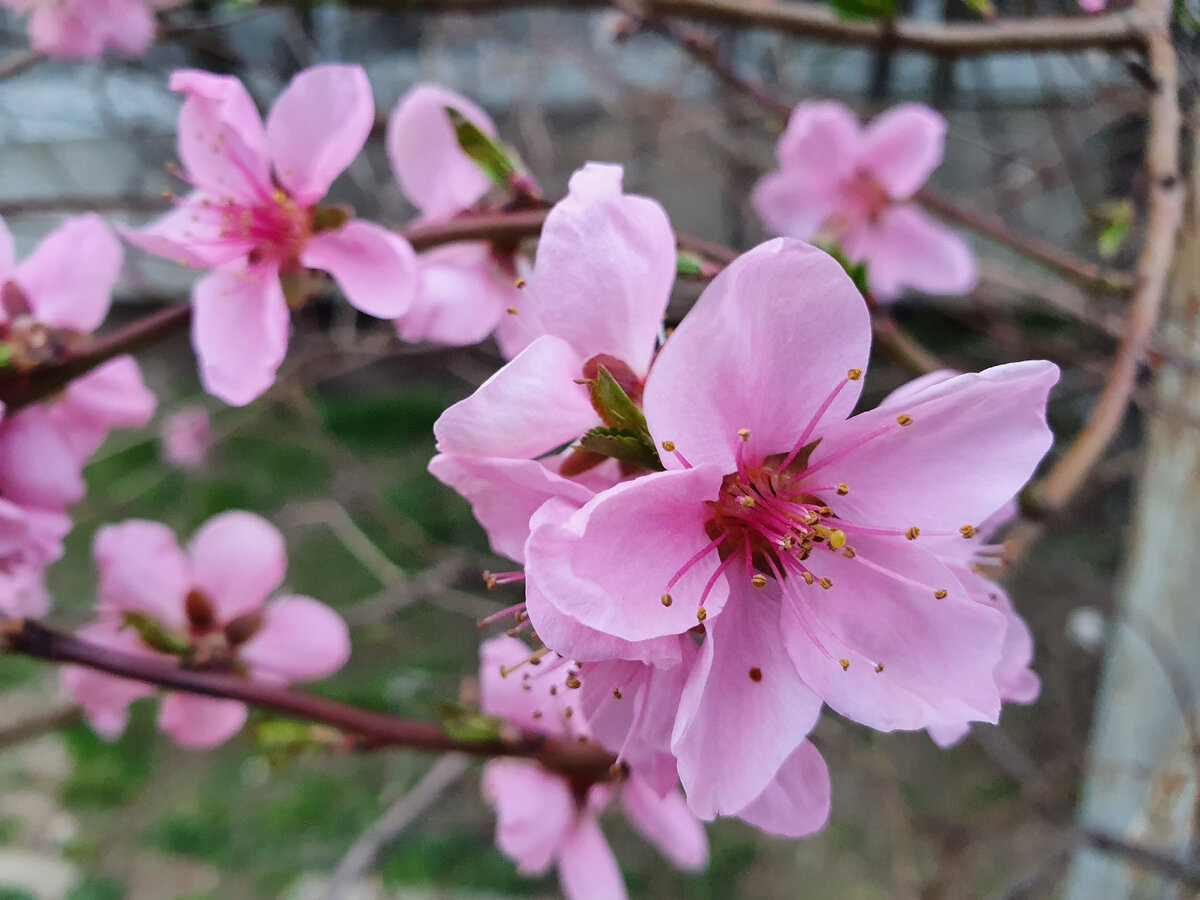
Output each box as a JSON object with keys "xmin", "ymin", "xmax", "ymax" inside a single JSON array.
[
  {"xmin": 1096, "ymin": 199, "xmax": 1133, "ymax": 260},
  {"xmin": 829, "ymin": 0, "xmax": 894, "ymax": 21},
  {"xmin": 591, "ymin": 366, "xmax": 650, "ymax": 435},
  {"xmin": 119, "ymin": 612, "xmax": 188, "ymax": 656},
  {"xmin": 578, "ymin": 427, "xmax": 664, "ymax": 472},
  {"xmin": 446, "ymin": 108, "xmax": 522, "ymax": 190},
  {"xmin": 960, "ymin": 0, "xmax": 995, "ymax": 17},
  {"xmin": 814, "ymin": 240, "xmax": 870, "ymax": 295},
  {"xmin": 435, "ymin": 702, "xmax": 506, "ymax": 743},
  {"xmin": 676, "ymin": 250, "xmax": 706, "ymax": 278}
]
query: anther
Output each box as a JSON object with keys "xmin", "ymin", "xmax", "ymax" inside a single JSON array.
[
  {"xmin": 661, "ymin": 440, "xmax": 676, "ymax": 452},
  {"xmin": 896, "ymin": 414, "xmax": 913, "ymax": 427},
  {"xmin": 905, "ymin": 527, "xmax": 921, "ymax": 540},
  {"xmin": 934, "ymin": 589, "xmax": 948, "ymax": 599},
  {"xmin": 847, "ymin": 368, "xmax": 863, "ymax": 381},
  {"xmin": 817, "ymin": 506, "xmax": 832, "ymax": 517},
  {"xmin": 612, "ymin": 688, "xmax": 623, "ymax": 699},
  {"xmin": 960, "ymin": 525, "xmax": 977, "ymax": 539},
  {"xmin": 532, "ymin": 710, "xmax": 542, "ymax": 718},
  {"xmin": 801, "ymin": 572, "xmax": 815, "ymax": 585},
  {"xmin": 828, "ymin": 529, "xmax": 847, "ymax": 550},
  {"xmin": 816, "ymin": 577, "xmax": 831, "ymax": 589},
  {"xmin": 748, "ymin": 667, "xmax": 763, "ymax": 682},
  {"xmin": 696, "ymin": 607, "xmax": 707, "ymax": 622},
  {"xmin": 515, "ymin": 278, "xmax": 526, "ymax": 288},
  {"xmin": 739, "ymin": 496, "xmax": 756, "ymax": 509},
  {"xmin": 661, "ymin": 592, "xmax": 673, "ymax": 607},
  {"xmin": 836, "ymin": 484, "xmax": 849, "ymax": 495},
  {"xmin": 549, "ymin": 685, "xmax": 558, "ymax": 695},
  {"xmin": 737, "ymin": 428, "xmax": 750, "ymax": 441},
  {"xmin": 842, "ymin": 545, "xmax": 857, "ymax": 558},
  {"xmin": 565, "ymin": 708, "xmax": 573, "ymax": 718},
  {"xmin": 750, "ymin": 573, "xmax": 768, "ymax": 588},
  {"xmin": 506, "ymin": 306, "xmax": 519, "ymax": 315},
  {"xmin": 566, "ymin": 675, "xmax": 582, "ymax": 689},
  {"xmin": 839, "ymin": 658, "xmax": 850, "ymax": 671},
  {"xmin": 875, "ymin": 662, "xmax": 885, "ymax": 673}
]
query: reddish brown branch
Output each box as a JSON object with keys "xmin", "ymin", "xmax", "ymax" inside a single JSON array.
[{"xmin": 2, "ymin": 619, "xmax": 617, "ymax": 783}]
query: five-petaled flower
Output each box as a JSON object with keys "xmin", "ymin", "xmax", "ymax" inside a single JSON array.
[
  {"xmin": 126, "ymin": 65, "xmax": 418, "ymax": 405},
  {"xmin": 753, "ymin": 102, "xmax": 977, "ymax": 301},
  {"xmin": 1, "ymin": 0, "xmax": 163, "ymax": 60}
]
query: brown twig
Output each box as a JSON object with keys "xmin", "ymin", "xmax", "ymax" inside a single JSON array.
[
  {"xmin": 1, "ymin": 619, "xmax": 617, "ymax": 784},
  {"xmin": 1009, "ymin": 0, "xmax": 1183, "ymax": 560},
  {"xmin": 0, "ymin": 702, "xmax": 82, "ymax": 751}
]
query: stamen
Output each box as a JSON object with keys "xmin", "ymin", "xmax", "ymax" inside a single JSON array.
[
  {"xmin": 905, "ymin": 527, "xmax": 920, "ymax": 541},
  {"xmin": 896, "ymin": 414, "xmax": 913, "ymax": 427},
  {"xmin": 960, "ymin": 525, "xmax": 977, "ymax": 539},
  {"xmin": 499, "ymin": 646, "xmax": 551, "ymax": 677},
  {"xmin": 661, "ymin": 440, "xmax": 693, "ymax": 469},
  {"xmin": 478, "ymin": 601, "xmax": 526, "ymax": 626},
  {"xmin": 781, "ymin": 374, "xmax": 854, "ymax": 470},
  {"xmin": 751, "ymin": 573, "xmax": 767, "ymax": 588},
  {"xmin": 664, "ymin": 532, "xmax": 726, "ymax": 593},
  {"xmin": 660, "ymin": 593, "xmax": 673, "ymax": 607}
]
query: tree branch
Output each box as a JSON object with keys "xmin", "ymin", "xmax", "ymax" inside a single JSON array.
[{"xmin": 0, "ymin": 619, "xmax": 618, "ymax": 784}]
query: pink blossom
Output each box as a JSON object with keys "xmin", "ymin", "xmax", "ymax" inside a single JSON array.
[
  {"xmin": 521, "ymin": 239, "xmax": 1057, "ymax": 754},
  {"xmin": 63, "ymin": 511, "xmax": 350, "ymax": 748},
  {"xmin": 479, "ymin": 635, "xmax": 708, "ymax": 898},
  {"xmin": 434, "ymin": 162, "xmax": 675, "ymax": 460},
  {"xmin": 1078, "ymin": 0, "xmax": 1105, "ymax": 11},
  {"xmin": 125, "ymin": 66, "xmax": 418, "ymax": 406},
  {"xmin": 161, "ymin": 405, "xmax": 211, "ymax": 470},
  {"xmin": 753, "ymin": 102, "xmax": 976, "ymax": 301},
  {"xmin": 386, "ymin": 84, "xmax": 524, "ymax": 347},
  {"xmin": 1, "ymin": 0, "xmax": 161, "ymax": 60}
]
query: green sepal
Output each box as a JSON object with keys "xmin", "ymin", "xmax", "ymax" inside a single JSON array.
[
  {"xmin": 814, "ymin": 240, "xmax": 871, "ymax": 296},
  {"xmin": 120, "ymin": 612, "xmax": 188, "ymax": 657},
  {"xmin": 676, "ymin": 250, "xmax": 706, "ymax": 278},
  {"xmin": 1095, "ymin": 199, "xmax": 1133, "ymax": 260},
  {"xmin": 436, "ymin": 702, "xmax": 506, "ymax": 744},
  {"xmin": 255, "ymin": 720, "xmax": 343, "ymax": 764},
  {"xmin": 960, "ymin": 0, "xmax": 995, "ymax": 17},
  {"xmin": 591, "ymin": 366, "xmax": 649, "ymax": 434},
  {"xmin": 0, "ymin": 344, "xmax": 13, "ymax": 369},
  {"xmin": 447, "ymin": 108, "xmax": 525, "ymax": 191},
  {"xmin": 829, "ymin": 0, "xmax": 894, "ymax": 21},
  {"xmin": 310, "ymin": 204, "xmax": 351, "ymax": 234},
  {"xmin": 578, "ymin": 427, "xmax": 664, "ymax": 472}
]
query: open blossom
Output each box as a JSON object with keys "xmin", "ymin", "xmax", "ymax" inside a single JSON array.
[
  {"xmin": 387, "ymin": 84, "xmax": 526, "ymax": 348},
  {"xmin": 479, "ymin": 635, "xmax": 708, "ymax": 899},
  {"xmin": 519, "ymin": 239, "xmax": 1056, "ymax": 787},
  {"xmin": 1, "ymin": 0, "xmax": 161, "ymax": 60},
  {"xmin": 126, "ymin": 65, "xmax": 418, "ymax": 406},
  {"xmin": 161, "ymin": 405, "xmax": 211, "ymax": 470},
  {"xmin": 0, "ymin": 214, "xmax": 155, "ymax": 616},
  {"xmin": 63, "ymin": 511, "xmax": 350, "ymax": 748},
  {"xmin": 753, "ymin": 102, "xmax": 976, "ymax": 301},
  {"xmin": 433, "ymin": 162, "xmax": 675, "ymax": 461}
]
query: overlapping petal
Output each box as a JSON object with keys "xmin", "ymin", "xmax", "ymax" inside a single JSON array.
[
  {"xmin": 300, "ymin": 220, "xmax": 417, "ymax": 319},
  {"xmin": 93, "ymin": 519, "xmax": 191, "ymax": 630},
  {"xmin": 240, "ymin": 595, "xmax": 350, "ymax": 684},
  {"xmin": 188, "ymin": 510, "xmax": 286, "ymax": 621},
  {"xmin": 15, "ymin": 214, "xmax": 122, "ymax": 332}
]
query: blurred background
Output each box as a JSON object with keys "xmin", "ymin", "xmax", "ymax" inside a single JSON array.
[{"xmin": 0, "ymin": 1, "xmax": 1163, "ymax": 897}]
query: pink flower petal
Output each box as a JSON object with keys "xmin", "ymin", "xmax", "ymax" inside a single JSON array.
[
  {"xmin": 427, "ymin": 455, "xmax": 594, "ymax": 564},
  {"xmin": 644, "ymin": 238, "xmax": 870, "ymax": 472},
  {"xmin": 158, "ymin": 692, "xmax": 248, "ymax": 749},
  {"xmin": 482, "ymin": 758, "xmax": 575, "ymax": 875},
  {"xmin": 782, "ymin": 535, "xmax": 1006, "ymax": 731},
  {"xmin": 525, "ymin": 465, "xmax": 730, "ymax": 642},
  {"xmin": 0, "ymin": 406, "xmax": 85, "ymax": 509},
  {"xmin": 121, "ymin": 198, "xmax": 251, "ymax": 269},
  {"xmin": 0, "ymin": 498, "xmax": 30, "ymax": 558},
  {"xmin": 620, "ymin": 776, "xmax": 709, "ymax": 871},
  {"xmin": 49, "ymin": 356, "xmax": 156, "ymax": 461},
  {"xmin": 266, "ymin": 64, "xmax": 374, "ymax": 207},
  {"xmin": 751, "ymin": 169, "xmax": 840, "ymax": 241},
  {"xmin": 557, "ymin": 813, "xmax": 627, "ymax": 900},
  {"xmin": 191, "ymin": 263, "xmax": 290, "ymax": 406},
  {"xmin": 240, "ymin": 595, "xmax": 350, "ymax": 684},
  {"xmin": 62, "ymin": 621, "xmax": 159, "ymax": 739},
  {"xmin": 731, "ymin": 741, "xmax": 832, "ymax": 838},
  {"xmin": 671, "ymin": 584, "xmax": 822, "ymax": 819},
  {"xmin": 926, "ymin": 720, "xmax": 970, "ymax": 749},
  {"xmin": 0, "ymin": 215, "xmax": 15, "ymax": 282},
  {"xmin": 161, "ymin": 405, "xmax": 211, "ymax": 471},
  {"xmin": 170, "ymin": 70, "xmax": 271, "ymax": 206},
  {"xmin": 519, "ymin": 163, "xmax": 674, "ymax": 374},
  {"xmin": 93, "ymin": 519, "xmax": 191, "ymax": 630},
  {"xmin": 188, "ymin": 510, "xmax": 286, "ymax": 621},
  {"xmin": 807, "ymin": 360, "xmax": 1059, "ymax": 534},
  {"xmin": 479, "ymin": 634, "xmax": 575, "ymax": 731},
  {"xmin": 15, "ymin": 214, "xmax": 121, "ymax": 332},
  {"xmin": 859, "ymin": 104, "xmax": 946, "ymax": 201},
  {"xmin": 397, "ymin": 243, "xmax": 515, "ymax": 346},
  {"xmin": 433, "ymin": 335, "xmax": 597, "ymax": 459},
  {"xmin": 774, "ymin": 101, "xmax": 862, "ymax": 183},
  {"xmin": 387, "ymin": 83, "xmax": 497, "ymax": 221},
  {"xmin": 843, "ymin": 205, "xmax": 977, "ymax": 301},
  {"xmin": 300, "ymin": 220, "xmax": 417, "ymax": 319}
]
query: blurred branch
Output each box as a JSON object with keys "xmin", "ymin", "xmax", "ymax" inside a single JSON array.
[
  {"xmin": 1010, "ymin": 4, "xmax": 1183, "ymax": 560},
  {"xmin": 0, "ymin": 702, "xmax": 81, "ymax": 751},
  {"xmin": 0, "ymin": 619, "xmax": 618, "ymax": 784}
]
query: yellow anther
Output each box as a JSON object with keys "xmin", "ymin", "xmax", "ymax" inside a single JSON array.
[
  {"xmin": 896, "ymin": 414, "xmax": 913, "ymax": 427},
  {"xmin": 801, "ymin": 571, "xmax": 815, "ymax": 585},
  {"xmin": 515, "ymin": 278, "xmax": 526, "ymax": 288},
  {"xmin": 565, "ymin": 708, "xmax": 574, "ymax": 718},
  {"xmin": 566, "ymin": 675, "xmax": 582, "ymax": 689},
  {"xmin": 960, "ymin": 524, "xmax": 977, "ymax": 539},
  {"xmin": 751, "ymin": 573, "xmax": 768, "ymax": 588},
  {"xmin": 905, "ymin": 526, "xmax": 921, "ymax": 541},
  {"xmin": 739, "ymin": 496, "xmax": 756, "ymax": 509},
  {"xmin": 839, "ymin": 658, "xmax": 850, "ymax": 671},
  {"xmin": 875, "ymin": 662, "xmax": 885, "ymax": 673},
  {"xmin": 836, "ymin": 483, "xmax": 849, "ymax": 495},
  {"xmin": 661, "ymin": 440, "xmax": 676, "ymax": 452},
  {"xmin": 780, "ymin": 535, "xmax": 795, "ymax": 550},
  {"xmin": 271, "ymin": 188, "xmax": 288, "ymax": 204},
  {"xmin": 737, "ymin": 428, "xmax": 750, "ymax": 441},
  {"xmin": 818, "ymin": 577, "xmax": 833, "ymax": 589},
  {"xmin": 506, "ymin": 306, "xmax": 519, "ymax": 315},
  {"xmin": 817, "ymin": 506, "xmax": 832, "ymax": 517},
  {"xmin": 797, "ymin": 547, "xmax": 812, "ymax": 561},
  {"xmin": 934, "ymin": 588, "xmax": 948, "ymax": 599},
  {"xmin": 828, "ymin": 529, "xmax": 847, "ymax": 550},
  {"xmin": 847, "ymin": 368, "xmax": 863, "ymax": 381},
  {"xmin": 696, "ymin": 607, "xmax": 707, "ymax": 622},
  {"xmin": 842, "ymin": 545, "xmax": 857, "ymax": 559},
  {"xmin": 661, "ymin": 593, "xmax": 673, "ymax": 607}
]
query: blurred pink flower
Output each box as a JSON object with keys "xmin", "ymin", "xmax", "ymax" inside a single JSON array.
[
  {"xmin": 161, "ymin": 405, "xmax": 211, "ymax": 470},
  {"xmin": 125, "ymin": 65, "xmax": 418, "ymax": 406},
  {"xmin": 433, "ymin": 162, "xmax": 675, "ymax": 461},
  {"xmin": 386, "ymin": 84, "xmax": 524, "ymax": 348},
  {"xmin": 63, "ymin": 511, "xmax": 350, "ymax": 748},
  {"xmin": 479, "ymin": 635, "xmax": 708, "ymax": 898},
  {"xmin": 753, "ymin": 101, "xmax": 977, "ymax": 301},
  {"xmin": 1078, "ymin": 0, "xmax": 1106, "ymax": 11},
  {"xmin": 524, "ymin": 238, "xmax": 1058, "ymax": 748},
  {"xmin": 1, "ymin": 0, "xmax": 161, "ymax": 60}
]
